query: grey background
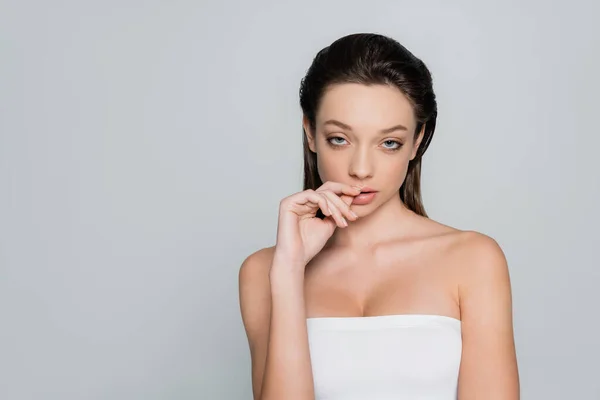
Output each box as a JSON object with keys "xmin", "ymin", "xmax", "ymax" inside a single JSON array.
[{"xmin": 1, "ymin": 0, "xmax": 598, "ymax": 399}]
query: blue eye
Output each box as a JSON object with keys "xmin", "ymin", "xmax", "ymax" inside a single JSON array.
[
  {"xmin": 326, "ymin": 137, "xmax": 402, "ymax": 152},
  {"xmin": 328, "ymin": 137, "xmax": 347, "ymax": 146},
  {"xmin": 382, "ymin": 140, "xmax": 402, "ymax": 150}
]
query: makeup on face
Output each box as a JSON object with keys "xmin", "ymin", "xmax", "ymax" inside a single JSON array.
[{"xmin": 352, "ymin": 187, "xmax": 378, "ymax": 205}]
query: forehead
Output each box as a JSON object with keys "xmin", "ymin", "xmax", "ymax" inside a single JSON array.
[{"xmin": 316, "ymin": 83, "xmax": 416, "ymax": 132}]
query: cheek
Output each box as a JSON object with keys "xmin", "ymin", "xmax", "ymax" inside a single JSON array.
[
  {"xmin": 316, "ymin": 153, "xmax": 342, "ymax": 182},
  {"xmin": 383, "ymin": 155, "xmax": 411, "ymax": 185}
]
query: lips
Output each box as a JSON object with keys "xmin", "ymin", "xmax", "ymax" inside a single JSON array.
[
  {"xmin": 352, "ymin": 188, "xmax": 378, "ymax": 205},
  {"xmin": 358, "ymin": 186, "xmax": 377, "ymax": 194}
]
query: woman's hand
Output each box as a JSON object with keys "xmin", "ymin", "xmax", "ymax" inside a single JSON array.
[{"xmin": 273, "ymin": 181, "xmax": 362, "ymax": 271}]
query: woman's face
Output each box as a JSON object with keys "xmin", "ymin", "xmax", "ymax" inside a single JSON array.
[{"xmin": 304, "ymin": 83, "xmax": 424, "ymax": 213}]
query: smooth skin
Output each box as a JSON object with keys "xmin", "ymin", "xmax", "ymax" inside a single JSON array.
[{"xmin": 239, "ymin": 83, "xmax": 520, "ymax": 400}]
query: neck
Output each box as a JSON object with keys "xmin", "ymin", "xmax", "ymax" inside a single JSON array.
[{"xmin": 326, "ymin": 194, "xmax": 421, "ymax": 249}]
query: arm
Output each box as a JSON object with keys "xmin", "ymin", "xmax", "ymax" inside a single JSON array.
[
  {"xmin": 239, "ymin": 248, "xmax": 315, "ymax": 400},
  {"xmin": 457, "ymin": 233, "xmax": 520, "ymax": 399}
]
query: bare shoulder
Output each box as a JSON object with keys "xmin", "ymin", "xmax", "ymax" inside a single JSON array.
[
  {"xmin": 416, "ymin": 214, "xmax": 505, "ymax": 264},
  {"xmin": 239, "ymin": 246, "xmax": 276, "ymax": 287},
  {"xmin": 238, "ymin": 246, "xmax": 276, "ymax": 342},
  {"xmin": 448, "ymin": 230, "xmax": 509, "ymax": 278},
  {"xmin": 238, "ymin": 246, "xmax": 277, "ymax": 399},
  {"xmin": 442, "ymin": 230, "xmax": 513, "ymax": 317},
  {"xmin": 447, "ymin": 232, "xmax": 519, "ymax": 396},
  {"xmin": 419, "ymin": 219, "xmax": 510, "ymax": 289}
]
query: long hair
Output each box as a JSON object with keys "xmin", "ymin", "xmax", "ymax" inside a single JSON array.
[{"xmin": 299, "ymin": 33, "xmax": 437, "ymax": 217}]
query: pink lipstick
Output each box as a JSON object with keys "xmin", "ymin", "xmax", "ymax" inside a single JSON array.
[{"xmin": 352, "ymin": 187, "xmax": 378, "ymax": 205}]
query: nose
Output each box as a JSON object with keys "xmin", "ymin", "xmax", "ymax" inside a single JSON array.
[{"xmin": 348, "ymin": 147, "xmax": 374, "ymax": 180}]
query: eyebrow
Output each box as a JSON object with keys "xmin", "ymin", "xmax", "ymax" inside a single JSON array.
[{"xmin": 323, "ymin": 119, "xmax": 408, "ymax": 134}]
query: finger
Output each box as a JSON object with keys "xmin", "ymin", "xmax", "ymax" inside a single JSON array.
[
  {"xmin": 284, "ymin": 189, "xmax": 348, "ymax": 228},
  {"xmin": 339, "ymin": 193, "xmax": 355, "ymax": 207},
  {"xmin": 304, "ymin": 193, "xmax": 346, "ymax": 228},
  {"xmin": 323, "ymin": 196, "xmax": 349, "ymax": 228},
  {"xmin": 317, "ymin": 181, "xmax": 362, "ymax": 197},
  {"xmin": 282, "ymin": 190, "xmax": 331, "ymax": 218},
  {"xmin": 317, "ymin": 181, "xmax": 361, "ymax": 209},
  {"xmin": 299, "ymin": 191, "xmax": 333, "ymax": 218},
  {"xmin": 320, "ymin": 190, "xmax": 358, "ymax": 222},
  {"xmin": 301, "ymin": 190, "xmax": 346, "ymax": 228}
]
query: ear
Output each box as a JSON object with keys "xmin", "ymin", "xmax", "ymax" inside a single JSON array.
[
  {"xmin": 303, "ymin": 115, "xmax": 317, "ymax": 153},
  {"xmin": 410, "ymin": 124, "xmax": 426, "ymax": 160}
]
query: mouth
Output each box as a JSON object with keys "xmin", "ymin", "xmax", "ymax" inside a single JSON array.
[
  {"xmin": 352, "ymin": 188, "xmax": 378, "ymax": 205},
  {"xmin": 358, "ymin": 187, "xmax": 377, "ymax": 194}
]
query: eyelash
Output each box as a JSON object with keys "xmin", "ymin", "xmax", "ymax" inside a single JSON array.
[{"xmin": 326, "ymin": 137, "xmax": 403, "ymax": 152}]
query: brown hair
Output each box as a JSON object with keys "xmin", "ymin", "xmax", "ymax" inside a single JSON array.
[{"xmin": 299, "ymin": 33, "xmax": 437, "ymax": 217}]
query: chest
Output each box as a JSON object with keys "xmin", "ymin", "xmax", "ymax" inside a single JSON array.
[{"xmin": 303, "ymin": 244, "xmax": 459, "ymax": 318}]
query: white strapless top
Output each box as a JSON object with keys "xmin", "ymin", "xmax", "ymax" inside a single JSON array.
[{"xmin": 307, "ymin": 314, "xmax": 462, "ymax": 400}]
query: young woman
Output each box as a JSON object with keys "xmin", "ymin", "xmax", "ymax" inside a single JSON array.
[{"xmin": 239, "ymin": 33, "xmax": 520, "ymax": 400}]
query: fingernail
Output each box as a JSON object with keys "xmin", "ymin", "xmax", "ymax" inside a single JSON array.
[
  {"xmin": 342, "ymin": 218, "xmax": 348, "ymax": 227},
  {"xmin": 350, "ymin": 211, "xmax": 358, "ymax": 219}
]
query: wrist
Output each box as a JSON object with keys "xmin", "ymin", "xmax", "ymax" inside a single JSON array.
[
  {"xmin": 269, "ymin": 268, "xmax": 305, "ymax": 299},
  {"xmin": 269, "ymin": 257, "xmax": 305, "ymax": 286},
  {"xmin": 271, "ymin": 250, "xmax": 306, "ymax": 273},
  {"xmin": 269, "ymin": 263, "xmax": 305, "ymax": 281}
]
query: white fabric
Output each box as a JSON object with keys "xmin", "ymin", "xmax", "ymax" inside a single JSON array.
[{"xmin": 307, "ymin": 314, "xmax": 462, "ymax": 400}]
